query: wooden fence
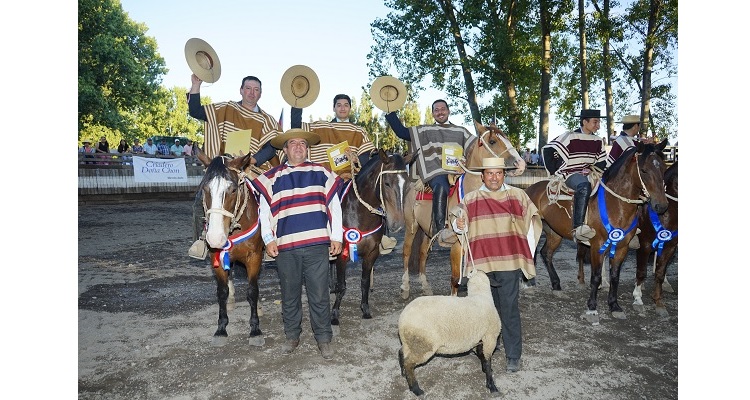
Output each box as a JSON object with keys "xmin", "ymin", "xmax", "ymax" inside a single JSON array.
[{"xmin": 78, "ymin": 148, "xmax": 676, "ymax": 204}]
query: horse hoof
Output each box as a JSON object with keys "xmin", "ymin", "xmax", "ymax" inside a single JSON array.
[
  {"xmin": 611, "ymin": 311, "xmax": 627, "ymax": 320},
  {"xmin": 211, "ymin": 336, "xmax": 228, "ymax": 347},
  {"xmin": 632, "ymin": 303, "xmax": 645, "ymax": 313},
  {"xmin": 400, "ymin": 290, "xmax": 410, "ymax": 300},
  {"xmin": 248, "ymin": 336, "xmax": 265, "ymax": 347},
  {"xmin": 422, "ymin": 288, "xmax": 433, "ymax": 296},
  {"xmin": 655, "ymin": 306, "xmax": 669, "ymax": 317},
  {"xmin": 332, "ymin": 325, "xmax": 340, "ymax": 337},
  {"xmin": 582, "ymin": 310, "xmax": 600, "ymax": 326}
]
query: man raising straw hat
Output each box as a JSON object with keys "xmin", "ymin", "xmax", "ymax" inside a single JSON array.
[{"xmin": 449, "ymin": 156, "xmax": 542, "ymax": 374}]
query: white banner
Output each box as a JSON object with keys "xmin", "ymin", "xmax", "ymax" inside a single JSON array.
[{"xmin": 133, "ymin": 157, "xmax": 188, "ymax": 183}]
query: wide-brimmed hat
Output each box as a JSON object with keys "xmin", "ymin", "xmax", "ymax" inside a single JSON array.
[
  {"xmin": 574, "ymin": 109, "xmax": 607, "ymax": 119},
  {"xmin": 82, "ymin": 139, "xmax": 92, "ymax": 144},
  {"xmin": 184, "ymin": 38, "xmax": 221, "ymax": 83},
  {"xmin": 270, "ymin": 128, "xmax": 321, "ymax": 149},
  {"xmin": 370, "ymin": 76, "xmax": 407, "ymax": 113},
  {"xmin": 470, "ymin": 157, "xmax": 517, "ymax": 171},
  {"xmin": 280, "ymin": 65, "xmax": 320, "ymax": 108},
  {"xmin": 617, "ymin": 114, "xmax": 646, "ymax": 124}
]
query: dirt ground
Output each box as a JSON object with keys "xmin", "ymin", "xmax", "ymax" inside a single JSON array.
[{"xmin": 78, "ymin": 200, "xmax": 678, "ymax": 399}]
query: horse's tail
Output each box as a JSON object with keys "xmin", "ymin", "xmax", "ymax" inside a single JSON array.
[{"xmin": 408, "ymin": 231, "xmax": 424, "ymax": 274}]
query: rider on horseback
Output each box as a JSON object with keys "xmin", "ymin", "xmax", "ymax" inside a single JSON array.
[
  {"xmin": 542, "ymin": 109, "xmax": 607, "ymax": 246},
  {"xmin": 385, "ymin": 98, "xmax": 476, "ymax": 241}
]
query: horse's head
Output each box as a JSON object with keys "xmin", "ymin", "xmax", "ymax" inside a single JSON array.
[
  {"xmin": 199, "ymin": 153, "xmax": 258, "ymax": 249},
  {"xmin": 471, "ymin": 121, "xmax": 526, "ymax": 176},
  {"xmin": 603, "ymin": 140, "xmax": 669, "ymax": 215},
  {"xmin": 355, "ymin": 149, "xmax": 409, "ymax": 233}
]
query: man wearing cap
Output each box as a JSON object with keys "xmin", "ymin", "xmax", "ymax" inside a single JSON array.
[
  {"xmin": 143, "ymin": 138, "xmax": 158, "ymax": 155},
  {"xmin": 250, "ymin": 128, "xmax": 343, "ymax": 361},
  {"xmin": 157, "ymin": 138, "xmax": 171, "ymax": 156},
  {"xmin": 607, "ymin": 114, "xmax": 645, "ymax": 168},
  {"xmin": 542, "ymin": 109, "xmax": 607, "ymax": 245},
  {"xmin": 450, "ymin": 157, "xmax": 542, "ymax": 373},
  {"xmin": 385, "ymin": 98, "xmax": 476, "ymax": 239},
  {"xmin": 170, "ymin": 139, "xmax": 184, "ymax": 156}
]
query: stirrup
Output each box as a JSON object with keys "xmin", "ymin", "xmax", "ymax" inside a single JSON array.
[
  {"xmin": 188, "ymin": 239, "xmax": 208, "ymax": 260},
  {"xmin": 379, "ymin": 235, "xmax": 397, "ymax": 255}
]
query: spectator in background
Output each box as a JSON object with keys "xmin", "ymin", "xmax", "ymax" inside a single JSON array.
[
  {"xmin": 522, "ymin": 148, "xmax": 531, "ymax": 164},
  {"xmin": 96, "ymin": 136, "xmax": 110, "ymax": 154},
  {"xmin": 183, "ymin": 139, "xmax": 194, "ymax": 156},
  {"xmin": 79, "ymin": 139, "xmax": 96, "ymax": 164},
  {"xmin": 143, "ymin": 138, "xmax": 158, "ymax": 155},
  {"xmin": 170, "ymin": 139, "xmax": 184, "ymax": 156},
  {"xmin": 131, "ymin": 138, "xmax": 144, "ymax": 154},
  {"xmin": 529, "ymin": 149, "xmax": 539, "ymax": 166},
  {"xmin": 117, "ymin": 139, "xmax": 130, "ymax": 153},
  {"xmin": 157, "ymin": 138, "xmax": 171, "ymax": 155}
]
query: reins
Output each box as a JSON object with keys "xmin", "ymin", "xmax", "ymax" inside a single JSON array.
[
  {"xmin": 598, "ymin": 151, "xmax": 651, "ymax": 205},
  {"xmin": 351, "ymin": 162, "xmax": 407, "ymax": 217}
]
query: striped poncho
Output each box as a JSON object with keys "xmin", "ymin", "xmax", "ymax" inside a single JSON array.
[
  {"xmin": 606, "ymin": 132, "xmax": 636, "ymax": 168},
  {"xmin": 543, "ymin": 129, "xmax": 606, "ymax": 178},
  {"xmin": 408, "ymin": 123, "xmax": 477, "ymax": 181},
  {"xmin": 299, "ymin": 121, "xmax": 376, "ymax": 176},
  {"xmin": 462, "ymin": 186, "xmax": 542, "ymax": 279},
  {"xmin": 251, "ymin": 161, "xmax": 343, "ymax": 251},
  {"xmin": 199, "ymin": 100, "xmax": 280, "ymax": 168}
]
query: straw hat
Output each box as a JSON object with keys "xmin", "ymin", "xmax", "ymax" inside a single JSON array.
[
  {"xmin": 616, "ymin": 114, "xmax": 646, "ymax": 124},
  {"xmin": 184, "ymin": 38, "xmax": 221, "ymax": 83},
  {"xmin": 270, "ymin": 128, "xmax": 321, "ymax": 149},
  {"xmin": 470, "ymin": 157, "xmax": 517, "ymax": 171},
  {"xmin": 280, "ymin": 65, "xmax": 320, "ymax": 108},
  {"xmin": 370, "ymin": 76, "xmax": 407, "ymax": 113}
]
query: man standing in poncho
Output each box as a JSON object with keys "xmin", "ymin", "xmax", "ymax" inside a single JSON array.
[{"xmin": 451, "ymin": 157, "xmax": 542, "ymax": 374}]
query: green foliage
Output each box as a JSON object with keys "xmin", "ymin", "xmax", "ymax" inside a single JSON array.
[{"xmin": 78, "ymin": 0, "xmax": 167, "ymax": 138}]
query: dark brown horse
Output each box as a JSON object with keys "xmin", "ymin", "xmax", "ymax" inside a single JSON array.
[
  {"xmin": 330, "ymin": 150, "xmax": 411, "ymax": 325},
  {"xmin": 400, "ymin": 122, "xmax": 526, "ymax": 298},
  {"xmin": 633, "ymin": 160, "xmax": 678, "ymax": 316},
  {"xmin": 525, "ymin": 140, "xmax": 669, "ymax": 324},
  {"xmin": 195, "ymin": 149, "xmax": 266, "ymax": 346}
]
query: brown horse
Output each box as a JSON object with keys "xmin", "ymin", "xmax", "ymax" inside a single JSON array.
[
  {"xmin": 195, "ymin": 149, "xmax": 266, "ymax": 347},
  {"xmin": 633, "ymin": 160, "xmax": 678, "ymax": 316},
  {"xmin": 330, "ymin": 150, "xmax": 411, "ymax": 325},
  {"xmin": 400, "ymin": 122, "xmax": 525, "ymax": 298},
  {"xmin": 525, "ymin": 140, "xmax": 669, "ymax": 324}
]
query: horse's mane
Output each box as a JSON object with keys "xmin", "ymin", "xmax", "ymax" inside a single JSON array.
[
  {"xmin": 199, "ymin": 156, "xmax": 232, "ymax": 189},
  {"xmin": 356, "ymin": 152, "xmax": 383, "ymax": 181},
  {"xmin": 602, "ymin": 147, "xmax": 637, "ymax": 183}
]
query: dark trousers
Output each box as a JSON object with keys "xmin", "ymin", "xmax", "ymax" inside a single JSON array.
[
  {"xmin": 487, "ymin": 269, "xmax": 522, "ymax": 359},
  {"xmin": 275, "ymin": 244, "xmax": 333, "ymax": 343}
]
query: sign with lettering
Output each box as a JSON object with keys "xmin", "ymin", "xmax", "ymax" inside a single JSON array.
[{"xmin": 133, "ymin": 157, "xmax": 188, "ymax": 183}]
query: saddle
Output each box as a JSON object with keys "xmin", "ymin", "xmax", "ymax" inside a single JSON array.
[
  {"xmin": 411, "ymin": 176, "xmax": 460, "ymax": 248},
  {"xmin": 544, "ymin": 173, "xmax": 602, "ymax": 203}
]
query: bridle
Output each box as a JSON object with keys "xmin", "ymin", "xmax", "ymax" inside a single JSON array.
[
  {"xmin": 351, "ymin": 160, "xmax": 407, "ymax": 217},
  {"xmin": 202, "ymin": 157, "xmax": 252, "ymax": 233}
]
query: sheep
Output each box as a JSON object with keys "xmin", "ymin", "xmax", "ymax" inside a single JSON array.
[{"xmin": 397, "ymin": 269, "xmax": 501, "ymax": 397}]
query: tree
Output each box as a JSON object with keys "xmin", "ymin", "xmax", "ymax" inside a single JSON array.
[{"xmin": 78, "ymin": 0, "xmax": 167, "ymax": 138}]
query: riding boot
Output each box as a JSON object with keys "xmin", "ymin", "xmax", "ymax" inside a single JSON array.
[
  {"xmin": 571, "ymin": 182, "xmax": 595, "ymax": 245},
  {"xmin": 431, "ymin": 184, "xmax": 448, "ymax": 237}
]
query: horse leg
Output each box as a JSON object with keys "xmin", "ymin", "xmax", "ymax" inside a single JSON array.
[
  {"xmin": 653, "ymin": 246, "xmax": 677, "ymax": 317},
  {"xmin": 449, "ymin": 241, "xmax": 464, "ymax": 296},
  {"xmin": 417, "ymin": 230, "xmax": 432, "ymax": 296},
  {"xmin": 401, "ymin": 222, "xmax": 418, "ymax": 300},
  {"xmin": 575, "ymin": 243, "xmax": 588, "ymax": 287},
  {"xmin": 330, "ymin": 259, "xmax": 347, "ymax": 326},
  {"xmin": 607, "ymin": 246, "xmax": 630, "ymax": 320},
  {"xmin": 540, "ymin": 227, "xmax": 564, "ymax": 292},
  {"xmin": 360, "ymin": 246, "xmax": 377, "ymax": 319},
  {"xmin": 212, "ymin": 266, "xmax": 230, "ymax": 346},
  {"xmin": 633, "ymin": 239, "xmax": 652, "ymax": 313},
  {"xmin": 585, "ymin": 249, "xmax": 604, "ymax": 325},
  {"xmin": 226, "ymin": 263, "xmax": 236, "ymax": 311},
  {"xmin": 245, "ymin": 256, "xmax": 265, "ymax": 346}
]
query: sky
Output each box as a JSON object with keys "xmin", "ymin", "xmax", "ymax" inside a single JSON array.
[
  {"xmin": 120, "ymin": 0, "xmax": 459, "ymax": 132},
  {"xmin": 4, "ymin": 1, "xmax": 748, "ymax": 398}
]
